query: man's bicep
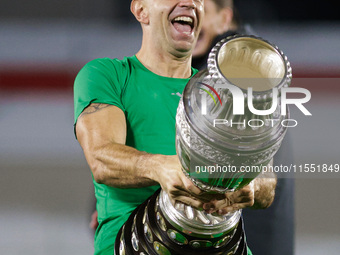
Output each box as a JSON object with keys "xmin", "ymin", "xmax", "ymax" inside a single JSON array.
[{"xmin": 76, "ymin": 103, "xmax": 127, "ymax": 149}]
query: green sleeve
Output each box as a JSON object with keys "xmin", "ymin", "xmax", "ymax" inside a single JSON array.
[{"xmin": 73, "ymin": 58, "xmax": 126, "ymax": 125}]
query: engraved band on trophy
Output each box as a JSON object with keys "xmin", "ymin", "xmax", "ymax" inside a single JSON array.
[{"xmin": 114, "ymin": 35, "xmax": 292, "ymax": 255}]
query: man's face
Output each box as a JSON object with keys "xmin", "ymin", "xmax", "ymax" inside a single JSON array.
[
  {"xmin": 145, "ymin": 0, "xmax": 204, "ymax": 57},
  {"xmin": 193, "ymin": 0, "xmax": 231, "ymax": 57}
]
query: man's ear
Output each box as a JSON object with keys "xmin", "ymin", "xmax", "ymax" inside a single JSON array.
[
  {"xmin": 217, "ymin": 7, "xmax": 233, "ymax": 34},
  {"xmin": 131, "ymin": 0, "xmax": 149, "ymax": 24}
]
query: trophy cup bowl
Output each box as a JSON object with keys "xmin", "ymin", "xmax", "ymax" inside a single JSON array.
[{"xmin": 114, "ymin": 35, "xmax": 292, "ymax": 255}]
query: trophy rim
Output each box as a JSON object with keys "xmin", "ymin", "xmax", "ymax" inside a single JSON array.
[{"xmin": 207, "ymin": 34, "xmax": 292, "ymax": 93}]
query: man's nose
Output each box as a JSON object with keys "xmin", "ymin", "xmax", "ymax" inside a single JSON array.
[{"xmin": 178, "ymin": 0, "xmax": 196, "ymax": 9}]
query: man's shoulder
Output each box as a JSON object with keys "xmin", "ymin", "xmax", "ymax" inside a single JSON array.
[
  {"xmin": 77, "ymin": 56, "xmax": 136, "ymax": 83},
  {"xmin": 83, "ymin": 56, "xmax": 133, "ymax": 71}
]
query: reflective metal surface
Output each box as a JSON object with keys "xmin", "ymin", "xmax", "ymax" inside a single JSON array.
[
  {"xmin": 159, "ymin": 190, "xmax": 240, "ymax": 238},
  {"xmin": 217, "ymin": 37, "xmax": 286, "ymax": 91},
  {"xmin": 176, "ymin": 35, "xmax": 292, "ymax": 192},
  {"xmin": 114, "ymin": 35, "xmax": 292, "ymax": 255},
  {"xmin": 114, "ymin": 189, "xmax": 246, "ymax": 255}
]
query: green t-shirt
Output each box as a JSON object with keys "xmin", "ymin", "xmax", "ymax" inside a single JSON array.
[{"xmin": 74, "ymin": 55, "xmax": 198, "ymax": 254}]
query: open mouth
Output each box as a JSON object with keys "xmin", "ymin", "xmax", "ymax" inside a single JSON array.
[{"xmin": 171, "ymin": 16, "xmax": 194, "ymax": 35}]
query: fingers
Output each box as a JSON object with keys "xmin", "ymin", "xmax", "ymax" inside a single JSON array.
[
  {"xmin": 161, "ymin": 155, "xmax": 201, "ymax": 195},
  {"xmin": 162, "ymin": 155, "xmax": 258, "ymax": 212},
  {"xmin": 169, "ymin": 195, "xmax": 204, "ymax": 210},
  {"xmin": 162, "ymin": 160, "xmax": 209, "ymax": 204},
  {"xmin": 202, "ymin": 185, "xmax": 255, "ymax": 215},
  {"xmin": 216, "ymin": 196, "xmax": 254, "ymax": 214},
  {"xmin": 180, "ymin": 175, "xmax": 205, "ymax": 198},
  {"xmin": 167, "ymin": 178, "xmax": 210, "ymax": 209},
  {"xmin": 162, "ymin": 155, "xmax": 257, "ymax": 215}
]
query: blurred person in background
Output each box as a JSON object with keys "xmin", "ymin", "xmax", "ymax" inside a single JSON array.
[
  {"xmin": 74, "ymin": 0, "xmax": 277, "ymax": 254},
  {"xmin": 192, "ymin": 1, "xmax": 295, "ymax": 255}
]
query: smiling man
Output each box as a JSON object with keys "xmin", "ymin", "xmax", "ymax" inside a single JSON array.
[
  {"xmin": 74, "ymin": 1, "xmax": 206, "ymax": 254},
  {"xmin": 73, "ymin": 0, "xmax": 272, "ymax": 254}
]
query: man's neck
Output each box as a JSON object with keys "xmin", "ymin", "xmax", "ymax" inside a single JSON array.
[{"xmin": 136, "ymin": 42, "xmax": 193, "ymax": 79}]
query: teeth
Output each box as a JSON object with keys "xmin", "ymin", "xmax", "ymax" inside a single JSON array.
[{"xmin": 173, "ymin": 16, "xmax": 193, "ymax": 25}]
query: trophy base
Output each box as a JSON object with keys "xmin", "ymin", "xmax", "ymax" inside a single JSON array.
[{"xmin": 114, "ymin": 189, "xmax": 247, "ymax": 255}]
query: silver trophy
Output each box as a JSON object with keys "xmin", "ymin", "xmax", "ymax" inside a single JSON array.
[{"xmin": 115, "ymin": 35, "xmax": 292, "ymax": 255}]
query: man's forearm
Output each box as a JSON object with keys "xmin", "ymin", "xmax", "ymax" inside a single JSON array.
[
  {"xmin": 84, "ymin": 141, "xmax": 207, "ymax": 209},
  {"xmin": 75, "ymin": 103, "xmax": 206, "ymax": 209},
  {"xmin": 85, "ymin": 142, "xmax": 162, "ymax": 188}
]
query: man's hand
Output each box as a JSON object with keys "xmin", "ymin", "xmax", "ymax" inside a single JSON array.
[
  {"xmin": 154, "ymin": 157, "xmax": 276, "ymax": 214},
  {"xmin": 153, "ymin": 155, "xmax": 211, "ymax": 210},
  {"xmin": 201, "ymin": 165, "xmax": 277, "ymax": 215},
  {"xmin": 202, "ymin": 182, "xmax": 255, "ymax": 215}
]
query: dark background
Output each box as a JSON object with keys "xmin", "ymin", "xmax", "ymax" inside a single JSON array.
[{"xmin": 0, "ymin": 0, "xmax": 339, "ymax": 23}]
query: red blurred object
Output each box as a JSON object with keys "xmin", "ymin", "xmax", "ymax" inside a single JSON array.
[{"xmin": 0, "ymin": 64, "xmax": 339, "ymax": 93}]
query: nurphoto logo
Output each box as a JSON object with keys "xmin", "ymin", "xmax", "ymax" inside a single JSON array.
[{"xmin": 199, "ymin": 82, "xmax": 312, "ymax": 128}]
